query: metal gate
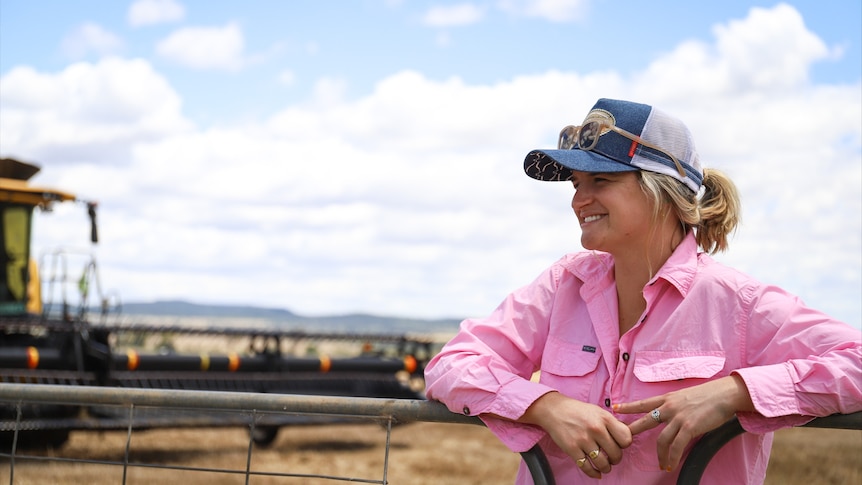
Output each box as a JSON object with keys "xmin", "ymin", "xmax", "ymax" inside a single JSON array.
[
  {"xmin": 0, "ymin": 383, "xmax": 553, "ymax": 484},
  {"xmin": 0, "ymin": 383, "xmax": 859, "ymax": 484}
]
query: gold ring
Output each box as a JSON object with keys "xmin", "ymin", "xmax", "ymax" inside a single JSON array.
[
  {"xmin": 577, "ymin": 457, "xmax": 588, "ymax": 467},
  {"xmin": 589, "ymin": 448, "xmax": 601, "ymax": 459}
]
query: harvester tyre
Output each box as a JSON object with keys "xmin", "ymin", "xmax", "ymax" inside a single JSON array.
[{"xmin": 250, "ymin": 425, "xmax": 279, "ymax": 447}]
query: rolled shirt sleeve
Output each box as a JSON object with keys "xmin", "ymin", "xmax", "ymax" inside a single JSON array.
[
  {"xmin": 424, "ymin": 265, "xmax": 564, "ymax": 451},
  {"xmin": 733, "ymin": 284, "xmax": 862, "ymax": 432}
]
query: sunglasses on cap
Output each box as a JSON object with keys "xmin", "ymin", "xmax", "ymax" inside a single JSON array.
[{"xmin": 558, "ymin": 121, "xmax": 687, "ymax": 179}]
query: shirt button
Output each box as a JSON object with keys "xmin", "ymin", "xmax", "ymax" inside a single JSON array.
[
  {"xmin": 604, "ymin": 398, "xmax": 611, "ymax": 407},
  {"xmin": 462, "ymin": 406, "xmax": 470, "ymax": 415},
  {"xmin": 622, "ymin": 352, "xmax": 630, "ymax": 361}
]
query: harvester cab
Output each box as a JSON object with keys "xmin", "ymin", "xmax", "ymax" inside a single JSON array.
[{"xmin": 0, "ymin": 158, "xmax": 98, "ymax": 318}]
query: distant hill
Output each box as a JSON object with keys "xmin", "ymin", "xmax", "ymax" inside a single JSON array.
[
  {"xmin": 119, "ymin": 300, "xmax": 463, "ymax": 335},
  {"xmin": 121, "ymin": 300, "xmax": 299, "ymax": 318}
]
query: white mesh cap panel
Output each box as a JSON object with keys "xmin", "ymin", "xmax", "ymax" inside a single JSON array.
[{"xmin": 631, "ymin": 107, "xmax": 703, "ymax": 192}]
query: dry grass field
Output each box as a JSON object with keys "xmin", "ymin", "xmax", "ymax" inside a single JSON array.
[{"xmin": 0, "ymin": 420, "xmax": 859, "ymax": 484}]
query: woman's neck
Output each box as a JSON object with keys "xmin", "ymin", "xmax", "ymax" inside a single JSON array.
[{"xmin": 613, "ymin": 221, "xmax": 685, "ymax": 334}]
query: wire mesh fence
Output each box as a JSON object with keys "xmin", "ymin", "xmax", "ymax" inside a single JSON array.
[
  {"xmin": 0, "ymin": 383, "xmax": 553, "ymax": 484},
  {"xmin": 0, "ymin": 383, "xmax": 859, "ymax": 484}
]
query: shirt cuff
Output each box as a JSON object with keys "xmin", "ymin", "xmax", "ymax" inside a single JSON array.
[
  {"xmin": 733, "ymin": 363, "xmax": 800, "ymax": 417},
  {"xmin": 737, "ymin": 411, "xmax": 815, "ymax": 434},
  {"xmin": 485, "ymin": 378, "xmax": 556, "ymax": 421},
  {"xmin": 479, "ymin": 379, "xmax": 556, "ymax": 453}
]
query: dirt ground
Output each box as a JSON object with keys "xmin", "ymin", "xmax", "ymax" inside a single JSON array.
[{"xmin": 1, "ymin": 421, "xmax": 859, "ymax": 484}]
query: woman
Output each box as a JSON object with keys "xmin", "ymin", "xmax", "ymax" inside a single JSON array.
[{"xmin": 423, "ymin": 98, "xmax": 862, "ymax": 484}]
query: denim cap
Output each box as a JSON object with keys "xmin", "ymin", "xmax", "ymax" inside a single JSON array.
[{"xmin": 524, "ymin": 98, "xmax": 704, "ymax": 193}]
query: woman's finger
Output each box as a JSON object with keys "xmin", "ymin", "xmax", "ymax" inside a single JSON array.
[
  {"xmin": 665, "ymin": 419, "xmax": 697, "ymax": 471},
  {"xmin": 613, "ymin": 396, "xmax": 663, "ymax": 415},
  {"xmin": 587, "ymin": 446, "xmax": 612, "ymax": 474},
  {"xmin": 603, "ymin": 417, "xmax": 634, "ymax": 462},
  {"xmin": 655, "ymin": 420, "xmax": 676, "ymax": 471},
  {"xmin": 655, "ymin": 414, "xmax": 696, "ymax": 472},
  {"xmin": 626, "ymin": 406, "xmax": 666, "ymax": 436},
  {"xmin": 575, "ymin": 449, "xmax": 603, "ymax": 479}
]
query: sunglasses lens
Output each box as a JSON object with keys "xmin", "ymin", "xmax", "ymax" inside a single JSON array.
[
  {"xmin": 558, "ymin": 125, "xmax": 578, "ymax": 149},
  {"xmin": 578, "ymin": 121, "xmax": 601, "ymax": 150}
]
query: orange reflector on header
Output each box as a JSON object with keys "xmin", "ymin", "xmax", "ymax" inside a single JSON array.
[
  {"xmin": 319, "ymin": 355, "xmax": 331, "ymax": 373},
  {"xmin": 26, "ymin": 347, "xmax": 39, "ymax": 369},
  {"xmin": 403, "ymin": 355, "xmax": 417, "ymax": 373},
  {"xmin": 228, "ymin": 352, "xmax": 240, "ymax": 372},
  {"xmin": 200, "ymin": 353, "xmax": 210, "ymax": 371},
  {"xmin": 127, "ymin": 350, "xmax": 139, "ymax": 371}
]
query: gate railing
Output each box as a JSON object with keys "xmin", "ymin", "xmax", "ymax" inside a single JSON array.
[
  {"xmin": 0, "ymin": 383, "xmax": 858, "ymax": 484},
  {"xmin": 676, "ymin": 411, "xmax": 862, "ymax": 484},
  {"xmin": 0, "ymin": 383, "xmax": 554, "ymax": 484}
]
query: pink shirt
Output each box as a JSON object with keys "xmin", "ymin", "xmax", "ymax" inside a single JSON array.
[{"xmin": 424, "ymin": 233, "xmax": 862, "ymax": 484}]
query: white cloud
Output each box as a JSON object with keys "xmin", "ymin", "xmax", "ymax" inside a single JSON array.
[
  {"xmin": 60, "ymin": 23, "xmax": 124, "ymax": 60},
  {"xmin": 712, "ymin": 4, "xmax": 829, "ymax": 89},
  {"xmin": 128, "ymin": 0, "xmax": 186, "ymax": 27},
  {"xmin": 422, "ymin": 4, "xmax": 485, "ymax": 27},
  {"xmin": 0, "ymin": 57, "xmax": 192, "ymax": 164},
  {"xmin": 156, "ymin": 23, "xmax": 245, "ymax": 70},
  {"xmin": 632, "ymin": 4, "xmax": 830, "ymax": 100},
  {"xmin": 497, "ymin": 0, "xmax": 589, "ymax": 22},
  {"xmin": 1, "ymin": 5, "xmax": 858, "ymax": 326}
]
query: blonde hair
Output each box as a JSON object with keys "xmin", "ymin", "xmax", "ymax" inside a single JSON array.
[{"xmin": 639, "ymin": 168, "xmax": 740, "ymax": 254}]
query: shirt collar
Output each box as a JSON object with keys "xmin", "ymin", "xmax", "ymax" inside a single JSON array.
[
  {"xmin": 649, "ymin": 231, "xmax": 699, "ymax": 297},
  {"xmin": 565, "ymin": 231, "xmax": 700, "ymax": 297}
]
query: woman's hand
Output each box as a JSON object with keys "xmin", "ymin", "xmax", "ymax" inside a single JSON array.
[
  {"xmin": 613, "ymin": 375, "xmax": 755, "ymax": 472},
  {"xmin": 520, "ymin": 391, "xmax": 633, "ymax": 479}
]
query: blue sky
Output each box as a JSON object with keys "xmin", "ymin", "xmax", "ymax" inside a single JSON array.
[
  {"xmin": 1, "ymin": 1, "xmax": 860, "ymax": 327},
  {"xmin": 4, "ymin": 1, "xmax": 859, "ymax": 124}
]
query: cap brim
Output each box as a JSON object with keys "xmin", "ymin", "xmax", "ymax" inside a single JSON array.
[{"xmin": 524, "ymin": 149, "xmax": 638, "ymax": 181}]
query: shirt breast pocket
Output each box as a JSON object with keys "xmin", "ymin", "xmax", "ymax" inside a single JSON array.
[
  {"xmin": 633, "ymin": 350, "xmax": 726, "ymax": 396},
  {"xmin": 629, "ymin": 350, "xmax": 726, "ymax": 471},
  {"xmin": 539, "ymin": 337, "xmax": 602, "ymax": 402}
]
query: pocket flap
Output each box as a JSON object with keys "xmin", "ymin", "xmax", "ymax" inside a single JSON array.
[
  {"xmin": 633, "ymin": 351, "xmax": 725, "ymax": 382},
  {"xmin": 542, "ymin": 337, "xmax": 602, "ymax": 376}
]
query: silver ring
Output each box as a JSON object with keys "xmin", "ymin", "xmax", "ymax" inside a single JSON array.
[{"xmin": 650, "ymin": 408, "xmax": 662, "ymax": 423}]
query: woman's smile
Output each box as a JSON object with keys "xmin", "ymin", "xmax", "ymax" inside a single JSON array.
[
  {"xmin": 570, "ymin": 170, "xmax": 655, "ymax": 254},
  {"xmin": 581, "ymin": 214, "xmax": 605, "ymax": 224}
]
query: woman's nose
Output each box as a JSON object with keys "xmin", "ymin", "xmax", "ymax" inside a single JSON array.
[{"xmin": 571, "ymin": 187, "xmax": 590, "ymax": 211}]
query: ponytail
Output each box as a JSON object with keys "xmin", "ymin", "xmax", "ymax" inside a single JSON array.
[
  {"xmin": 695, "ymin": 168, "xmax": 740, "ymax": 254},
  {"xmin": 639, "ymin": 168, "xmax": 741, "ymax": 255}
]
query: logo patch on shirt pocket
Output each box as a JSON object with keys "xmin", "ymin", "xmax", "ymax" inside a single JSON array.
[{"xmin": 542, "ymin": 337, "xmax": 601, "ymax": 377}]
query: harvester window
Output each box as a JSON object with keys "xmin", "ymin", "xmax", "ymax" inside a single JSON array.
[{"xmin": 1, "ymin": 205, "xmax": 31, "ymax": 304}]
